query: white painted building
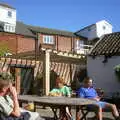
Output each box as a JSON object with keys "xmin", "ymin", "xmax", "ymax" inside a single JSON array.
[
  {"xmin": 87, "ymin": 32, "xmax": 120, "ymax": 94},
  {"xmin": 0, "ymin": 3, "xmax": 16, "ymax": 32},
  {"xmin": 75, "ymin": 20, "xmax": 112, "ymax": 40},
  {"xmin": 87, "ymin": 56, "xmax": 120, "ymax": 93}
]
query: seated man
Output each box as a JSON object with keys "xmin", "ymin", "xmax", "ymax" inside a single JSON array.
[
  {"xmin": 0, "ymin": 72, "xmax": 44, "ymax": 120},
  {"xmin": 76, "ymin": 77, "xmax": 120, "ymax": 120}
]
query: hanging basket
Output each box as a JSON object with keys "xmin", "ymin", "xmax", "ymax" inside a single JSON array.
[
  {"xmin": 114, "ymin": 64, "xmax": 120, "ymax": 73},
  {"xmin": 114, "ymin": 64, "xmax": 120, "ymax": 81}
]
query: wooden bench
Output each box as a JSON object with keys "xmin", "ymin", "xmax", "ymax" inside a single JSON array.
[{"xmin": 77, "ymin": 105, "xmax": 114, "ymax": 120}]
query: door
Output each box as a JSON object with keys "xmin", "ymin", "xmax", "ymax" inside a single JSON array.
[{"xmin": 21, "ymin": 67, "xmax": 34, "ymax": 95}]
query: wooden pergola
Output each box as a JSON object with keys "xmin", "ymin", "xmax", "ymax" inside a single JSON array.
[{"xmin": 4, "ymin": 48, "xmax": 86, "ymax": 95}]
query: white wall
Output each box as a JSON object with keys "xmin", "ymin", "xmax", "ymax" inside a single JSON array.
[
  {"xmin": 87, "ymin": 56, "xmax": 120, "ymax": 93},
  {"xmin": 0, "ymin": 6, "xmax": 16, "ymax": 25},
  {"xmin": 77, "ymin": 25, "xmax": 97, "ymax": 40},
  {"xmin": 76, "ymin": 20, "xmax": 112, "ymax": 40},
  {"xmin": 96, "ymin": 20, "xmax": 112, "ymax": 38}
]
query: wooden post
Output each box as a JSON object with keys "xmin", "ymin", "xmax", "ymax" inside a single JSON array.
[
  {"xmin": 15, "ymin": 68, "xmax": 21, "ymax": 94},
  {"xmin": 43, "ymin": 50, "xmax": 50, "ymax": 95},
  {"xmin": 69, "ymin": 63, "xmax": 72, "ymax": 84}
]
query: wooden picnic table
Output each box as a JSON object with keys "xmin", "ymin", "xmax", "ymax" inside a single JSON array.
[{"xmin": 18, "ymin": 95, "xmax": 97, "ymax": 120}]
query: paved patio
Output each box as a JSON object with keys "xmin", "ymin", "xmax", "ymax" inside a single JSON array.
[{"xmin": 36, "ymin": 106, "xmax": 115, "ymax": 120}]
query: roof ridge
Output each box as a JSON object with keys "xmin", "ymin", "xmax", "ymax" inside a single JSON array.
[
  {"xmin": 104, "ymin": 32, "xmax": 120, "ymax": 36},
  {"xmin": 24, "ymin": 23, "xmax": 74, "ymax": 33},
  {"xmin": 16, "ymin": 21, "xmax": 75, "ymax": 37},
  {"xmin": 0, "ymin": 2, "xmax": 15, "ymax": 9}
]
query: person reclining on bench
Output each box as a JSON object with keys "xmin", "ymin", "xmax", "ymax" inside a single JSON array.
[
  {"xmin": 0, "ymin": 72, "xmax": 44, "ymax": 120},
  {"xmin": 76, "ymin": 77, "xmax": 120, "ymax": 120}
]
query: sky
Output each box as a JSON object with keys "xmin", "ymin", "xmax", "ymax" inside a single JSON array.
[{"xmin": 1, "ymin": 0, "xmax": 120, "ymax": 32}]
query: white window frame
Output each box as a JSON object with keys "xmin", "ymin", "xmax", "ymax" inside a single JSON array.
[
  {"xmin": 43, "ymin": 35, "xmax": 54, "ymax": 44},
  {"xmin": 75, "ymin": 40, "xmax": 84, "ymax": 50}
]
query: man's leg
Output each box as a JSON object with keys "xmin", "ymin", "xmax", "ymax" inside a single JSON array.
[
  {"xmin": 104, "ymin": 103, "xmax": 120, "ymax": 119},
  {"xmin": 76, "ymin": 106, "xmax": 82, "ymax": 120},
  {"xmin": 98, "ymin": 107, "xmax": 102, "ymax": 120}
]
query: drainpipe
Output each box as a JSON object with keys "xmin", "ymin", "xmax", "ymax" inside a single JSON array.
[
  {"xmin": 35, "ymin": 33, "xmax": 39, "ymax": 60},
  {"xmin": 16, "ymin": 34, "xmax": 18, "ymax": 55}
]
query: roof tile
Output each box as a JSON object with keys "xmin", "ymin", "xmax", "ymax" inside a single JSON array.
[{"xmin": 90, "ymin": 32, "xmax": 120, "ymax": 56}]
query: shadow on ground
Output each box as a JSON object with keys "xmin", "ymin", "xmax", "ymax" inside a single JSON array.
[
  {"xmin": 88, "ymin": 117, "xmax": 113, "ymax": 120},
  {"xmin": 42, "ymin": 116, "xmax": 54, "ymax": 120},
  {"xmin": 42, "ymin": 116, "xmax": 114, "ymax": 120}
]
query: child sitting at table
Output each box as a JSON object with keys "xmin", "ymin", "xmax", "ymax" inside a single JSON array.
[{"xmin": 49, "ymin": 77, "xmax": 74, "ymax": 120}]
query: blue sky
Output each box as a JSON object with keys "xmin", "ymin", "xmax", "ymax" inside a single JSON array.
[{"xmin": 1, "ymin": 0, "xmax": 120, "ymax": 32}]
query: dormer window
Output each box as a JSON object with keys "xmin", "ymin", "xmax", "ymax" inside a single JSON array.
[{"xmin": 8, "ymin": 11, "xmax": 12, "ymax": 18}]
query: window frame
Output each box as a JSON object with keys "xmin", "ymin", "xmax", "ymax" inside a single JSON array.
[
  {"xmin": 8, "ymin": 11, "xmax": 12, "ymax": 18},
  {"xmin": 43, "ymin": 35, "xmax": 54, "ymax": 44},
  {"xmin": 75, "ymin": 40, "xmax": 84, "ymax": 50}
]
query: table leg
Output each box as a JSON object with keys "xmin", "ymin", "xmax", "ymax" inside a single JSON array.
[
  {"xmin": 34, "ymin": 102, "xmax": 36, "ymax": 112},
  {"xmin": 51, "ymin": 107, "xmax": 58, "ymax": 120},
  {"xmin": 76, "ymin": 106, "xmax": 81, "ymax": 120}
]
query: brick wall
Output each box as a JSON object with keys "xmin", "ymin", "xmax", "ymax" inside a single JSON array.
[
  {"xmin": 38, "ymin": 33, "xmax": 55, "ymax": 49},
  {"xmin": 0, "ymin": 32, "xmax": 35, "ymax": 54},
  {"xmin": 57, "ymin": 36, "xmax": 72, "ymax": 52},
  {"xmin": 38, "ymin": 33, "xmax": 79, "ymax": 52},
  {"xmin": 0, "ymin": 32, "xmax": 83, "ymax": 55},
  {"xmin": 17, "ymin": 36, "xmax": 35, "ymax": 53},
  {"xmin": 0, "ymin": 32, "xmax": 17, "ymax": 54}
]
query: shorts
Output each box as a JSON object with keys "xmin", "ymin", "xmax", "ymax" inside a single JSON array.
[
  {"xmin": 88, "ymin": 101, "xmax": 107, "ymax": 109},
  {"xmin": 95, "ymin": 101, "xmax": 107, "ymax": 108}
]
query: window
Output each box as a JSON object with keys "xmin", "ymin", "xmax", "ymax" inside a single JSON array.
[
  {"xmin": 11, "ymin": 26, "xmax": 15, "ymax": 32},
  {"xmin": 103, "ymin": 26, "xmax": 106, "ymax": 30},
  {"xmin": 88, "ymin": 28, "xmax": 91, "ymax": 31},
  {"xmin": 5, "ymin": 25, "xmax": 10, "ymax": 32},
  {"xmin": 75, "ymin": 40, "xmax": 84, "ymax": 50},
  {"xmin": 43, "ymin": 35, "xmax": 54, "ymax": 44},
  {"xmin": 8, "ymin": 11, "xmax": 12, "ymax": 18}
]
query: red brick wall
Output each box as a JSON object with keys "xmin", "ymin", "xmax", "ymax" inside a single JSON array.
[
  {"xmin": 0, "ymin": 32, "xmax": 17, "ymax": 54},
  {"xmin": 38, "ymin": 33, "xmax": 55, "ymax": 49},
  {"xmin": 17, "ymin": 36, "xmax": 35, "ymax": 53},
  {"xmin": 38, "ymin": 33, "xmax": 78, "ymax": 52},
  {"xmin": 57, "ymin": 36, "xmax": 72, "ymax": 52},
  {"xmin": 0, "ymin": 32, "xmax": 35, "ymax": 54}
]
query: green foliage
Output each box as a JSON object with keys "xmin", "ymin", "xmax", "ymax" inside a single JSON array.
[
  {"xmin": 0, "ymin": 43, "xmax": 10, "ymax": 57},
  {"xmin": 0, "ymin": 72, "xmax": 14, "ymax": 82},
  {"xmin": 36, "ymin": 72, "xmax": 43, "ymax": 80}
]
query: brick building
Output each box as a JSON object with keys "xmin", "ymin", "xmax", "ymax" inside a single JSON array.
[{"xmin": 0, "ymin": 3, "xmax": 88, "ymax": 95}]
